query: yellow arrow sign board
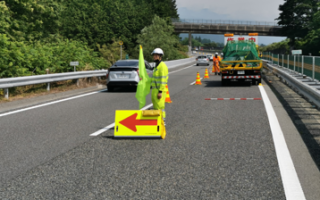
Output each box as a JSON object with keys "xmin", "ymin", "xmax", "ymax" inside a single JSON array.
[
  {"xmin": 119, "ymin": 41, "xmax": 123, "ymax": 45},
  {"xmin": 114, "ymin": 110, "xmax": 166, "ymax": 139}
]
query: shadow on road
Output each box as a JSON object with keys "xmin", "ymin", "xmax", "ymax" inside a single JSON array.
[
  {"xmin": 202, "ymin": 79, "xmax": 253, "ymax": 88},
  {"xmin": 103, "ymin": 135, "xmax": 161, "ymax": 140},
  {"xmin": 102, "ymin": 86, "xmax": 137, "ymax": 93}
]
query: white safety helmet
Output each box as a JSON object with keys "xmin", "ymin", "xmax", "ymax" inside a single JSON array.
[
  {"xmin": 151, "ymin": 48, "xmax": 164, "ymax": 55},
  {"xmin": 221, "ymin": 53, "xmax": 224, "ymax": 56},
  {"xmin": 215, "ymin": 52, "xmax": 218, "ymax": 55}
]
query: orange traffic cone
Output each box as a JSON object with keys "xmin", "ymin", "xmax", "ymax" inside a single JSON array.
[
  {"xmin": 204, "ymin": 68, "xmax": 209, "ymax": 79},
  {"xmin": 195, "ymin": 72, "xmax": 202, "ymax": 85},
  {"xmin": 165, "ymin": 85, "xmax": 172, "ymax": 103},
  {"xmin": 211, "ymin": 65, "xmax": 216, "ymax": 74}
]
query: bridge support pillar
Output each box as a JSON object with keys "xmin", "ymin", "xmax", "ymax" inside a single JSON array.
[{"xmin": 188, "ymin": 32, "xmax": 192, "ymax": 47}]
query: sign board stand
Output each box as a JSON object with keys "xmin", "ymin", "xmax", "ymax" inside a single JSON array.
[
  {"xmin": 114, "ymin": 110, "xmax": 166, "ymax": 139},
  {"xmin": 70, "ymin": 61, "xmax": 79, "ymax": 72}
]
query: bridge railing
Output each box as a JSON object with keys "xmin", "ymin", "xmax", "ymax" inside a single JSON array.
[{"xmin": 172, "ymin": 18, "xmax": 281, "ymax": 27}]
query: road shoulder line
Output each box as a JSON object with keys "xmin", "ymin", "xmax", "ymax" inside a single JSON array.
[{"xmin": 259, "ymin": 85, "xmax": 306, "ymax": 200}]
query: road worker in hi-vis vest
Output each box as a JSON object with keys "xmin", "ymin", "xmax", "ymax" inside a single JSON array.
[
  {"xmin": 213, "ymin": 52, "xmax": 221, "ymax": 75},
  {"xmin": 151, "ymin": 48, "xmax": 169, "ymax": 125}
]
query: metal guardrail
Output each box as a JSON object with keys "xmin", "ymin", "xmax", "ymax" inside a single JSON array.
[
  {"xmin": 262, "ymin": 52, "xmax": 320, "ymax": 81},
  {"xmin": 0, "ymin": 57, "xmax": 196, "ymax": 99},
  {"xmin": 172, "ymin": 18, "xmax": 282, "ymax": 27},
  {"xmin": 264, "ymin": 60, "xmax": 320, "ymax": 108},
  {"xmin": 0, "ymin": 70, "xmax": 108, "ymax": 99}
]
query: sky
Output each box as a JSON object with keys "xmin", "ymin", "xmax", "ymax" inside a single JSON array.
[{"xmin": 176, "ymin": 0, "xmax": 287, "ymax": 45}]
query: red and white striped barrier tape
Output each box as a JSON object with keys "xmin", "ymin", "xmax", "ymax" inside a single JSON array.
[
  {"xmin": 222, "ymin": 75, "xmax": 261, "ymax": 79},
  {"xmin": 205, "ymin": 98, "xmax": 262, "ymax": 100}
]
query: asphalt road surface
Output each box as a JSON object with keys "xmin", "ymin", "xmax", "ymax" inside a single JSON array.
[{"xmin": 0, "ymin": 61, "xmax": 319, "ymax": 199}]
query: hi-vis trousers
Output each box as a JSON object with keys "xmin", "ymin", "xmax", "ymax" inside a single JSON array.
[{"xmin": 151, "ymin": 88, "xmax": 166, "ymax": 119}]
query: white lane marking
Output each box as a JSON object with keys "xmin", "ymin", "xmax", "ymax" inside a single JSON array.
[
  {"xmin": 90, "ymin": 64, "xmax": 197, "ymax": 137},
  {"xmin": 259, "ymin": 85, "xmax": 306, "ymax": 200},
  {"xmin": 169, "ymin": 64, "xmax": 195, "ymax": 74},
  {"xmin": 0, "ymin": 89, "xmax": 109, "ymax": 118},
  {"xmin": 90, "ymin": 103, "xmax": 153, "ymax": 136},
  {"xmin": 190, "ymin": 78, "xmax": 203, "ymax": 85}
]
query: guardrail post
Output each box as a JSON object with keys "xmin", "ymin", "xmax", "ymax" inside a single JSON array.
[
  {"xmin": 278, "ymin": 54, "xmax": 279, "ymax": 66},
  {"xmin": 302, "ymin": 56, "xmax": 304, "ymax": 75},
  {"xmin": 313, "ymin": 56, "xmax": 315, "ymax": 81},
  {"xmin": 282, "ymin": 54, "xmax": 284, "ymax": 67},
  {"xmin": 294, "ymin": 56, "xmax": 296, "ymax": 72},
  {"xmin": 4, "ymin": 88, "xmax": 9, "ymax": 99},
  {"xmin": 47, "ymin": 83, "xmax": 50, "ymax": 91},
  {"xmin": 287, "ymin": 55, "xmax": 289, "ymax": 68}
]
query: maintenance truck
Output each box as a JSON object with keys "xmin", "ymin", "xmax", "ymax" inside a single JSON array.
[{"xmin": 220, "ymin": 33, "xmax": 262, "ymax": 86}]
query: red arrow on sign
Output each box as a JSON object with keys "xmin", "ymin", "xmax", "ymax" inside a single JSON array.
[{"xmin": 119, "ymin": 113, "xmax": 158, "ymax": 132}]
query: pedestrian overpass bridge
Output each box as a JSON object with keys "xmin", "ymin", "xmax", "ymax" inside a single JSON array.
[{"xmin": 172, "ymin": 18, "xmax": 284, "ymax": 37}]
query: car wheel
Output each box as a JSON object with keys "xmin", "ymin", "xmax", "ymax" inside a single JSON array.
[
  {"xmin": 107, "ymin": 85, "xmax": 114, "ymax": 92},
  {"xmin": 196, "ymin": 64, "xmax": 199, "ymax": 66},
  {"xmin": 207, "ymin": 64, "xmax": 209, "ymax": 66}
]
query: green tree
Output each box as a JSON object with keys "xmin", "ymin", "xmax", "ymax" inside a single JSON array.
[
  {"xmin": 277, "ymin": 0, "xmax": 318, "ymax": 49},
  {"xmin": 137, "ymin": 15, "xmax": 187, "ymax": 62},
  {"xmin": 259, "ymin": 39, "xmax": 290, "ymax": 54}
]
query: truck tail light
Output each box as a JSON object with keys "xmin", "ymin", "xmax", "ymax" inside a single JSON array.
[
  {"xmin": 221, "ymin": 71, "xmax": 228, "ymax": 74},
  {"xmin": 196, "ymin": 58, "xmax": 198, "ymax": 61},
  {"xmin": 106, "ymin": 72, "xmax": 109, "ymax": 78},
  {"xmin": 254, "ymin": 70, "xmax": 260, "ymax": 73}
]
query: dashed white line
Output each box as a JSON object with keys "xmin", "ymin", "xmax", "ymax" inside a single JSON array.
[
  {"xmin": 0, "ymin": 89, "xmax": 108, "ymax": 118},
  {"xmin": 259, "ymin": 85, "xmax": 306, "ymax": 200},
  {"xmin": 169, "ymin": 64, "xmax": 195, "ymax": 74}
]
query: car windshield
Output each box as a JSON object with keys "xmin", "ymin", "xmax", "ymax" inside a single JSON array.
[
  {"xmin": 198, "ymin": 56, "xmax": 207, "ymax": 59},
  {"xmin": 114, "ymin": 61, "xmax": 138, "ymax": 67}
]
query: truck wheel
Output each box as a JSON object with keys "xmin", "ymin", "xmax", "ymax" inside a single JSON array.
[
  {"xmin": 258, "ymin": 78, "xmax": 261, "ymax": 84},
  {"xmin": 221, "ymin": 79, "xmax": 228, "ymax": 86}
]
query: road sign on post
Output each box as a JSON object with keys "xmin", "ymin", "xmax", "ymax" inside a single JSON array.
[
  {"xmin": 292, "ymin": 50, "xmax": 302, "ymax": 55},
  {"xmin": 119, "ymin": 41, "xmax": 123, "ymax": 60},
  {"xmin": 125, "ymin": 54, "xmax": 129, "ymax": 59},
  {"xmin": 70, "ymin": 61, "xmax": 79, "ymax": 72}
]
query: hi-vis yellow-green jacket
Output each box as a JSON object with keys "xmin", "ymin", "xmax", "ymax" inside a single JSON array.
[{"xmin": 151, "ymin": 61, "xmax": 168, "ymax": 92}]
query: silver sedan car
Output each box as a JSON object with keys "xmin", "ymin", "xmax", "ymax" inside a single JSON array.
[
  {"xmin": 106, "ymin": 60, "xmax": 153, "ymax": 92},
  {"xmin": 196, "ymin": 55, "xmax": 210, "ymax": 66}
]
